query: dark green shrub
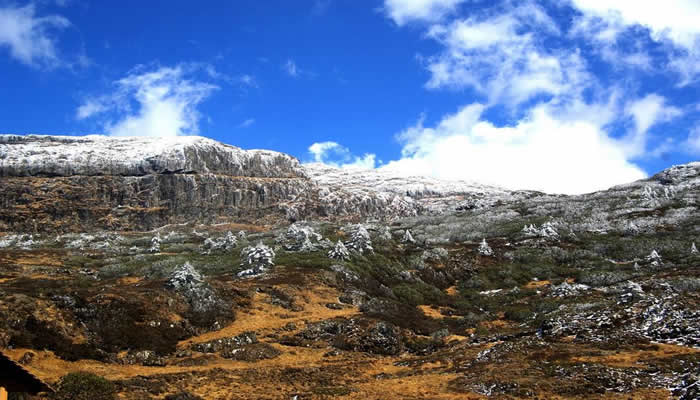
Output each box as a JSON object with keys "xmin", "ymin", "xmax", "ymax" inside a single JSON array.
[
  {"xmin": 504, "ymin": 305, "xmax": 533, "ymax": 322},
  {"xmin": 393, "ymin": 284, "xmax": 424, "ymax": 306},
  {"xmin": 53, "ymin": 372, "xmax": 116, "ymax": 400}
]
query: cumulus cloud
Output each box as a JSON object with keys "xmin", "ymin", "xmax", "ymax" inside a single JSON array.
[
  {"xmin": 380, "ymin": 103, "xmax": 646, "ymax": 194},
  {"xmin": 76, "ymin": 64, "xmax": 218, "ymax": 137},
  {"xmin": 365, "ymin": 0, "xmax": 698, "ymax": 193},
  {"xmin": 0, "ymin": 3, "xmax": 70, "ymax": 68},
  {"xmin": 383, "ymin": 0, "xmax": 466, "ymax": 26},
  {"xmin": 308, "ymin": 141, "xmax": 376, "ymax": 169}
]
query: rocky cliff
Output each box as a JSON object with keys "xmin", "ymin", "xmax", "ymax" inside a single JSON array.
[{"xmin": 0, "ymin": 135, "xmax": 313, "ymax": 232}]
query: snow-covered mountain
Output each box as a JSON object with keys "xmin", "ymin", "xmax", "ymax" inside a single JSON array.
[{"xmin": 0, "ymin": 134, "xmax": 698, "ymax": 233}]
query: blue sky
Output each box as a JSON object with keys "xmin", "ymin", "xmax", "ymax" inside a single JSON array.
[{"xmin": 1, "ymin": 0, "xmax": 699, "ymax": 194}]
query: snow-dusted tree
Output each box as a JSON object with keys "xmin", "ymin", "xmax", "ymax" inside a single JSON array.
[
  {"xmin": 522, "ymin": 224, "xmax": 538, "ymax": 236},
  {"xmin": 540, "ymin": 222, "xmax": 558, "ymax": 238},
  {"xmin": 149, "ymin": 233, "xmax": 161, "ymax": 253},
  {"xmin": 238, "ymin": 242, "xmax": 276, "ymax": 277},
  {"xmin": 522, "ymin": 222, "xmax": 558, "ymax": 239},
  {"xmin": 478, "ymin": 238, "xmax": 494, "ymax": 256},
  {"xmin": 402, "ymin": 229, "xmax": 415, "ymax": 244},
  {"xmin": 166, "ymin": 262, "xmax": 203, "ymax": 290},
  {"xmin": 283, "ymin": 223, "xmax": 322, "ymax": 252},
  {"xmin": 201, "ymin": 231, "xmax": 238, "ymax": 254},
  {"xmin": 328, "ymin": 240, "xmax": 350, "ymax": 261},
  {"xmin": 377, "ymin": 226, "xmax": 392, "ymax": 241},
  {"xmin": 346, "ymin": 225, "xmax": 373, "ymax": 254},
  {"xmin": 646, "ymin": 250, "xmax": 662, "ymax": 267},
  {"xmin": 691, "ymin": 242, "xmax": 698, "ymax": 255}
]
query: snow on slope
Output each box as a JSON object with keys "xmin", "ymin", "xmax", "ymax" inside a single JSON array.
[
  {"xmin": 304, "ymin": 163, "xmax": 517, "ymax": 217},
  {"xmin": 0, "ymin": 135, "xmax": 306, "ymax": 178}
]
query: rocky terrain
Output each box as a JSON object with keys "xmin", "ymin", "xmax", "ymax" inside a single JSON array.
[{"xmin": 0, "ymin": 135, "xmax": 698, "ymax": 399}]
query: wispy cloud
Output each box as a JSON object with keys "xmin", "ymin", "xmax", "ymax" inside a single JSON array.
[
  {"xmin": 312, "ymin": 0, "xmax": 333, "ymax": 16},
  {"xmin": 0, "ymin": 3, "xmax": 70, "ymax": 68},
  {"xmin": 284, "ymin": 59, "xmax": 299, "ymax": 77},
  {"xmin": 76, "ymin": 64, "xmax": 219, "ymax": 137},
  {"xmin": 238, "ymin": 74, "xmax": 257, "ymax": 88},
  {"xmin": 569, "ymin": 1, "xmax": 700, "ymax": 85},
  {"xmin": 238, "ymin": 118, "xmax": 255, "ymax": 128},
  {"xmin": 686, "ymin": 126, "xmax": 700, "ymax": 155}
]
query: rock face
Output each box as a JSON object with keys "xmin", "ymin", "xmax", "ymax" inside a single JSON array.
[
  {"xmin": 0, "ymin": 135, "xmax": 312, "ymax": 232},
  {"xmin": 0, "ymin": 135, "xmax": 306, "ymax": 177},
  {"xmin": 304, "ymin": 162, "xmax": 515, "ymax": 218}
]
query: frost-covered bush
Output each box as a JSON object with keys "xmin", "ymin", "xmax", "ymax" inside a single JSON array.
[
  {"xmin": 402, "ymin": 229, "xmax": 415, "ymax": 244},
  {"xmin": 522, "ymin": 222, "xmax": 558, "ymax": 239},
  {"xmin": 346, "ymin": 225, "xmax": 373, "ymax": 254},
  {"xmin": 646, "ymin": 250, "xmax": 662, "ymax": 267},
  {"xmin": 166, "ymin": 262, "xmax": 204, "ymax": 291},
  {"xmin": 421, "ymin": 247, "xmax": 448, "ymax": 263},
  {"xmin": 328, "ymin": 240, "xmax": 350, "ymax": 261},
  {"xmin": 282, "ymin": 223, "xmax": 322, "ymax": 252},
  {"xmin": 201, "ymin": 231, "xmax": 238, "ymax": 254},
  {"xmin": 149, "ymin": 233, "xmax": 162, "ymax": 253},
  {"xmin": 238, "ymin": 242, "xmax": 275, "ymax": 277},
  {"xmin": 478, "ymin": 238, "xmax": 494, "ymax": 256}
]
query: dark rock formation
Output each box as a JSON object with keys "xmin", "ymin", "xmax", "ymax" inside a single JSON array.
[{"xmin": 0, "ymin": 135, "xmax": 312, "ymax": 232}]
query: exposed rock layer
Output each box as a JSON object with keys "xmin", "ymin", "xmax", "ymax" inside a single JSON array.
[{"xmin": 0, "ymin": 135, "xmax": 312, "ymax": 232}]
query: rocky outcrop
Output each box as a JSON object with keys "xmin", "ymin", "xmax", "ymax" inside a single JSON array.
[
  {"xmin": 0, "ymin": 135, "xmax": 305, "ymax": 178},
  {"xmin": 0, "ymin": 135, "xmax": 313, "ymax": 232}
]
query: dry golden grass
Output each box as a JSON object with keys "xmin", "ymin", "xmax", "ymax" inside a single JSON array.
[
  {"xmin": 524, "ymin": 279, "xmax": 551, "ymax": 289},
  {"xmin": 182, "ymin": 285, "xmax": 357, "ymax": 347},
  {"xmin": 571, "ymin": 343, "xmax": 700, "ymax": 368},
  {"xmin": 418, "ymin": 305, "xmax": 444, "ymax": 320}
]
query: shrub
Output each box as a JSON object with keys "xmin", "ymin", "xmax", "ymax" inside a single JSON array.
[
  {"xmin": 393, "ymin": 284, "xmax": 424, "ymax": 306},
  {"xmin": 53, "ymin": 372, "xmax": 116, "ymax": 400}
]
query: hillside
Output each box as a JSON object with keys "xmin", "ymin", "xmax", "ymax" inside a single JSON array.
[{"xmin": 0, "ymin": 135, "xmax": 698, "ymax": 399}]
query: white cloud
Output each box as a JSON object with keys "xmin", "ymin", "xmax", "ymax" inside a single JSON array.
[
  {"xmin": 238, "ymin": 118, "xmax": 255, "ymax": 128},
  {"xmin": 383, "ymin": 0, "xmax": 466, "ymax": 26},
  {"xmin": 76, "ymin": 100, "xmax": 108, "ymax": 120},
  {"xmin": 623, "ymin": 94, "xmax": 682, "ymax": 157},
  {"xmin": 570, "ymin": 1, "xmax": 700, "ymax": 49},
  {"xmin": 284, "ymin": 59, "xmax": 298, "ymax": 77},
  {"xmin": 380, "ymin": 103, "xmax": 647, "ymax": 194},
  {"xmin": 239, "ymin": 74, "xmax": 257, "ymax": 87},
  {"xmin": 685, "ymin": 126, "xmax": 700, "ymax": 154},
  {"xmin": 570, "ymin": 1, "xmax": 700, "ymax": 83},
  {"xmin": 423, "ymin": 4, "xmax": 589, "ymax": 107},
  {"xmin": 0, "ymin": 3, "xmax": 70, "ymax": 68},
  {"xmin": 307, "ymin": 141, "xmax": 376, "ymax": 169},
  {"xmin": 76, "ymin": 64, "xmax": 218, "ymax": 137}
]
